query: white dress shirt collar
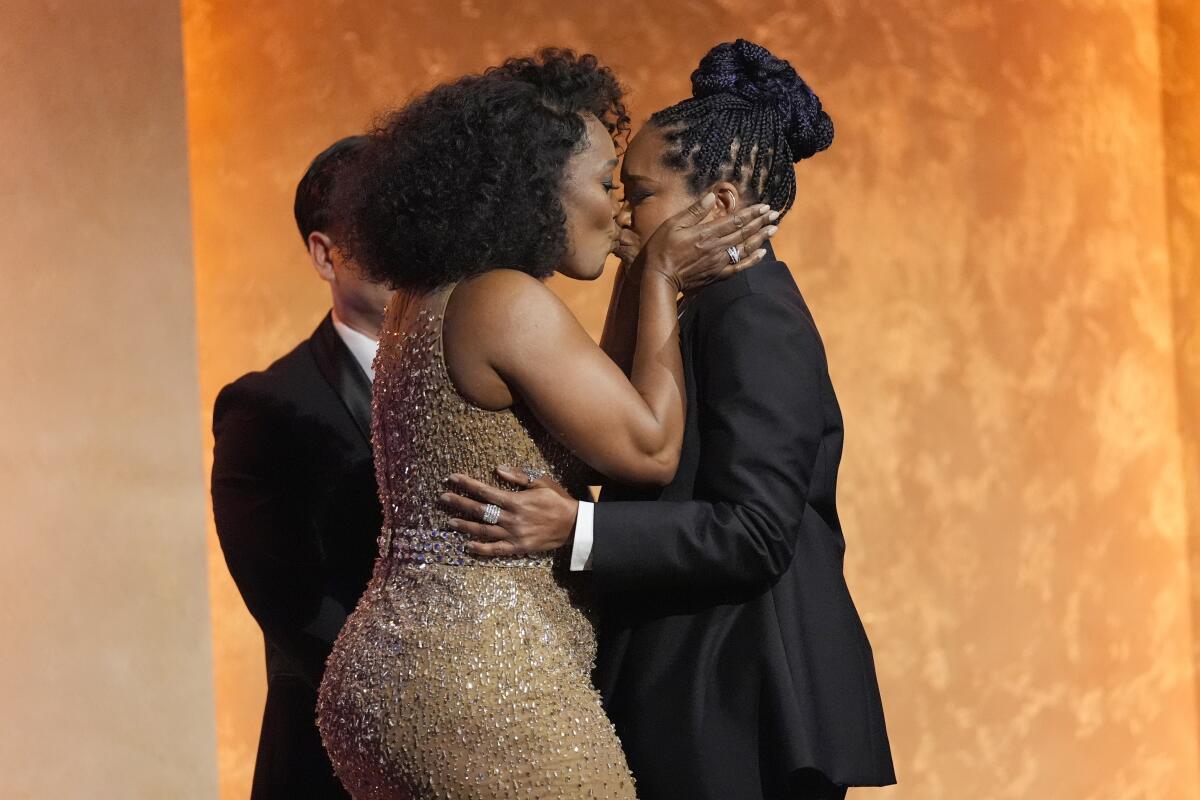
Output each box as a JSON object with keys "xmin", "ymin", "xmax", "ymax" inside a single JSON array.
[{"xmin": 330, "ymin": 310, "xmax": 379, "ymax": 382}]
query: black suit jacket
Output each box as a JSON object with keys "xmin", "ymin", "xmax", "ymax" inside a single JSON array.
[
  {"xmin": 593, "ymin": 250, "xmax": 895, "ymax": 799},
  {"xmin": 211, "ymin": 314, "xmax": 380, "ymax": 800}
]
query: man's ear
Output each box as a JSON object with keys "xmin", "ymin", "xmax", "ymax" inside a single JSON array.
[
  {"xmin": 307, "ymin": 231, "xmax": 337, "ymax": 283},
  {"xmin": 709, "ymin": 181, "xmax": 741, "ymax": 218}
]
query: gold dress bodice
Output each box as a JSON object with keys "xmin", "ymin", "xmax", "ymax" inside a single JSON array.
[
  {"xmin": 371, "ymin": 289, "xmax": 588, "ymax": 568},
  {"xmin": 317, "ymin": 283, "xmax": 636, "ymax": 800}
]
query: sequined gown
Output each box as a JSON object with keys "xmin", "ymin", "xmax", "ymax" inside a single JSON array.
[{"xmin": 317, "ymin": 284, "xmax": 637, "ymax": 800}]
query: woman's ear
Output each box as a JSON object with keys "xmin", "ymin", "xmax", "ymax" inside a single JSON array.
[
  {"xmin": 307, "ymin": 231, "xmax": 337, "ymax": 283},
  {"xmin": 709, "ymin": 181, "xmax": 741, "ymax": 218}
]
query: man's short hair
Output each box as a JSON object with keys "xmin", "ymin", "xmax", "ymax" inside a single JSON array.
[{"xmin": 293, "ymin": 135, "xmax": 369, "ymax": 244}]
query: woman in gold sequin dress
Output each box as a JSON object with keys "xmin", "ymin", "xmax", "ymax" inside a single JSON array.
[{"xmin": 316, "ymin": 49, "xmax": 776, "ymax": 799}]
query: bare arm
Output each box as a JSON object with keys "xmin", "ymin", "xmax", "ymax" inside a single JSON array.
[
  {"xmin": 600, "ymin": 231, "xmax": 648, "ymax": 371},
  {"xmin": 598, "ymin": 240, "xmax": 643, "ymax": 375},
  {"xmin": 448, "ymin": 266, "xmax": 683, "ymax": 487},
  {"xmin": 445, "ymin": 196, "xmax": 773, "ymax": 486}
]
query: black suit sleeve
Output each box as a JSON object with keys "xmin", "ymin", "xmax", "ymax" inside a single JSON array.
[
  {"xmin": 211, "ymin": 380, "xmax": 344, "ymax": 688},
  {"xmin": 592, "ymin": 290, "xmax": 826, "ymax": 592}
]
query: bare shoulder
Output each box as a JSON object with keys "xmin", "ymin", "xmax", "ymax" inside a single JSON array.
[
  {"xmin": 442, "ymin": 269, "xmax": 590, "ymax": 407},
  {"xmin": 448, "ymin": 269, "xmax": 579, "ymax": 346},
  {"xmin": 451, "ymin": 269, "xmax": 569, "ymax": 322}
]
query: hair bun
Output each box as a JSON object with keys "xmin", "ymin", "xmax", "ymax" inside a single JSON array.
[{"xmin": 690, "ymin": 39, "xmax": 833, "ymax": 162}]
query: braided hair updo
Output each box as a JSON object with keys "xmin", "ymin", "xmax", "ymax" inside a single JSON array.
[{"xmin": 649, "ymin": 39, "xmax": 833, "ymax": 219}]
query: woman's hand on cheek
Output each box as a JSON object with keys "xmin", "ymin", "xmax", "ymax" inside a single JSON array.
[{"xmin": 640, "ymin": 194, "xmax": 777, "ymax": 292}]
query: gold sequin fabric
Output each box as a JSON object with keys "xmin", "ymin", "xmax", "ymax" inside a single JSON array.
[{"xmin": 317, "ymin": 284, "xmax": 636, "ymax": 799}]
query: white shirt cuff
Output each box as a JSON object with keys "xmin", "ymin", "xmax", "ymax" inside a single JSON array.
[{"xmin": 570, "ymin": 501, "xmax": 595, "ymax": 571}]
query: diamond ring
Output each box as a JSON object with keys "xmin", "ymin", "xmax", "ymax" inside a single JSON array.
[
  {"xmin": 481, "ymin": 503, "xmax": 502, "ymax": 525},
  {"xmin": 726, "ymin": 245, "xmax": 741, "ymax": 265}
]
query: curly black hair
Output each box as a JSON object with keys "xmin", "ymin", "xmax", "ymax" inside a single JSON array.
[
  {"xmin": 649, "ymin": 39, "xmax": 833, "ymax": 220},
  {"xmin": 337, "ymin": 48, "xmax": 628, "ymax": 291}
]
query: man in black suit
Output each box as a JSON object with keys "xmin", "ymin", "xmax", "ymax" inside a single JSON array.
[{"xmin": 211, "ymin": 136, "xmax": 390, "ymax": 799}]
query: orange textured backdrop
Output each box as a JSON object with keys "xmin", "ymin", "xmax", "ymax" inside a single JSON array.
[
  {"xmin": 1161, "ymin": 0, "xmax": 1200, "ymax": 729},
  {"xmin": 182, "ymin": 1, "xmax": 1200, "ymax": 797}
]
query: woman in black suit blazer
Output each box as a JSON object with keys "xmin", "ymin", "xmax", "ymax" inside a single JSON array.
[{"xmin": 445, "ymin": 39, "xmax": 895, "ymax": 800}]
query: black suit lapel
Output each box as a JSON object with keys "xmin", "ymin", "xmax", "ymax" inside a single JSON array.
[{"xmin": 310, "ymin": 313, "xmax": 373, "ymax": 445}]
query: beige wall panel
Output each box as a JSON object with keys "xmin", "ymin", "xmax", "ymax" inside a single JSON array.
[{"xmin": 0, "ymin": 1, "xmax": 217, "ymax": 798}]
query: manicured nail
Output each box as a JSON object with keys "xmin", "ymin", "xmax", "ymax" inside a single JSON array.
[
  {"xmin": 758, "ymin": 204, "xmax": 771, "ymax": 214},
  {"xmin": 768, "ymin": 211, "xmax": 780, "ymax": 221},
  {"xmin": 753, "ymin": 248, "xmax": 766, "ymax": 258},
  {"xmin": 765, "ymin": 226, "xmax": 779, "ymax": 237},
  {"xmin": 701, "ymin": 193, "xmax": 717, "ymax": 207},
  {"xmin": 448, "ymin": 518, "xmax": 460, "ymax": 529},
  {"xmin": 497, "ymin": 464, "xmax": 514, "ymax": 472}
]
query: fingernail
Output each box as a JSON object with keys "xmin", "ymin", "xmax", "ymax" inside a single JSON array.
[
  {"xmin": 768, "ymin": 211, "xmax": 780, "ymax": 221},
  {"xmin": 758, "ymin": 204, "xmax": 771, "ymax": 214},
  {"xmin": 701, "ymin": 193, "xmax": 717, "ymax": 207},
  {"xmin": 498, "ymin": 464, "xmax": 513, "ymax": 472},
  {"xmin": 753, "ymin": 248, "xmax": 766, "ymax": 258},
  {"xmin": 448, "ymin": 519, "xmax": 460, "ymax": 529},
  {"xmin": 439, "ymin": 493, "xmax": 450, "ymax": 502},
  {"xmin": 766, "ymin": 226, "xmax": 779, "ymax": 237}
]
